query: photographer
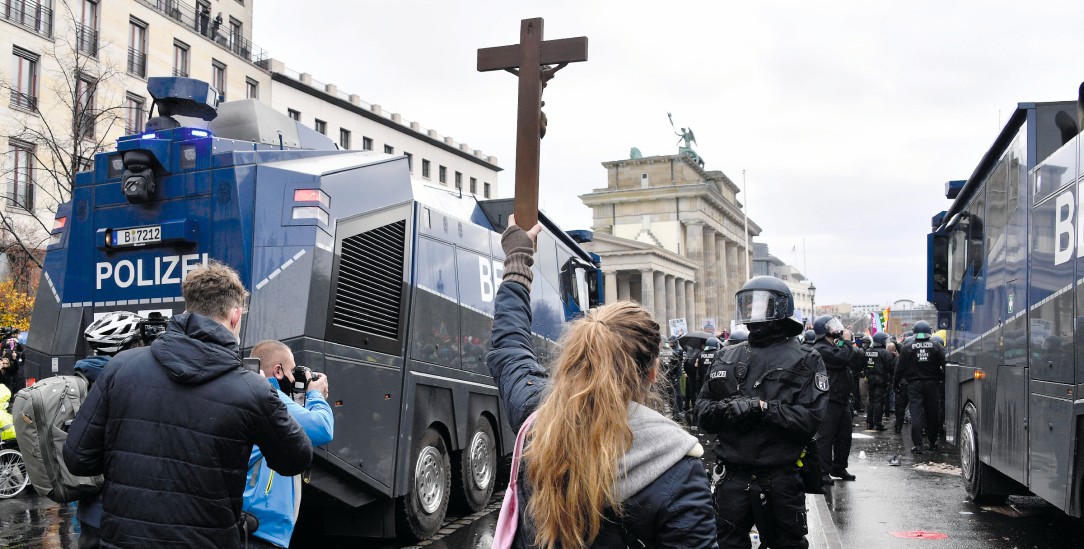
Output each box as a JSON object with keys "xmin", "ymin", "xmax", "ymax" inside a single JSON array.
[{"xmin": 243, "ymin": 340, "xmax": 333, "ymax": 549}]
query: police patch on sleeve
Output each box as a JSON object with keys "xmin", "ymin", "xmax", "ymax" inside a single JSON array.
[{"xmin": 815, "ymin": 372, "xmax": 829, "ymax": 392}]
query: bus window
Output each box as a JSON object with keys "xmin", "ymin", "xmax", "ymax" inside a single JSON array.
[{"xmin": 411, "ymin": 237, "xmax": 461, "ymax": 369}]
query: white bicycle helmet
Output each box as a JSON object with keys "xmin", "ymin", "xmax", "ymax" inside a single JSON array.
[{"xmin": 85, "ymin": 311, "xmax": 145, "ymax": 355}]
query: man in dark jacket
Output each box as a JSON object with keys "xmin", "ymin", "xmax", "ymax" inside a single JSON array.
[
  {"xmin": 64, "ymin": 262, "xmax": 313, "ymax": 548},
  {"xmin": 894, "ymin": 321, "xmax": 946, "ymax": 454},
  {"xmin": 696, "ymin": 276, "xmax": 828, "ymax": 549},
  {"xmin": 811, "ymin": 316, "xmax": 855, "ymax": 485}
]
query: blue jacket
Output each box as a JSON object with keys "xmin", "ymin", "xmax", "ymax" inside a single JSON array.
[
  {"xmin": 243, "ymin": 378, "xmax": 334, "ymax": 547},
  {"xmin": 486, "ymin": 281, "xmax": 718, "ymax": 549}
]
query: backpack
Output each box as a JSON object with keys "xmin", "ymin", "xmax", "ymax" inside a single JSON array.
[{"xmin": 11, "ymin": 374, "xmax": 104, "ymax": 502}]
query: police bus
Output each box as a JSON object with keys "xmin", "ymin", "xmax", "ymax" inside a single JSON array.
[
  {"xmin": 928, "ymin": 85, "xmax": 1084, "ymax": 517},
  {"xmin": 24, "ymin": 77, "xmax": 603, "ymax": 539}
]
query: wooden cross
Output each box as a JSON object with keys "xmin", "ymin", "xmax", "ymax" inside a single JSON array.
[{"xmin": 478, "ymin": 18, "xmax": 588, "ymax": 229}]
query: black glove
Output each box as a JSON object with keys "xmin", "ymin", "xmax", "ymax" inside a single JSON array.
[
  {"xmin": 500, "ymin": 224, "xmax": 535, "ymax": 288},
  {"xmin": 724, "ymin": 397, "xmax": 762, "ymax": 423}
]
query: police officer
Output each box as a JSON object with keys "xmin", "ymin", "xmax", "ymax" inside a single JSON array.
[
  {"xmin": 888, "ymin": 339, "xmax": 908, "ymax": 434},
  {"xmin": 801, "ymin": 330, "xmax": 816, "ymax": 349},
  {"xmin": 849, "ymin": 335, "xmax": 866, "ymax": 415},
  {"xmin": 726, "ymin": 329, "xmax": 749, "ymax": 346},
  {"xmin": 683, "ymin": 340, "xmax": 703, "ymax": 413},
  {"xmin": 864, "ymin": 333, "xmax": 893, "ymax": 431},
  {"xmin": 811, "ymin": 315, "xmax": 856, "ymax": 484},
  {"xmin": 693, "ymin": 337, "xmax": 719, "ymax": 418},
  {"xmin": 696, "ymin": 276, "xmax": 828, "ymax": 548},
  {"xmin": 894, "ymin": 320, "xmax": 946, "ymax": 453}
]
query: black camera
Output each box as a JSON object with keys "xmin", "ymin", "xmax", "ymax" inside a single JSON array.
[
  {"xmin": 290, "ymin": 365, "xmax": 322, "ymax": 404},
  {"xmin": 139, "ymin": 312, "xmax": 169, "ymax": 343}
]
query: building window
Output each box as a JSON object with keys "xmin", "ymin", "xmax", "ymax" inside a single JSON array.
[
  {"xmin": 439, "ymin": 166, "xmax": 447, "ymax": 184},
  {"xmin": 228, "ymin": 17, "xmax": 242, "ymax": 54},
  {"xmin": 125, "ymin": 93, "xmax": 145, "ymax": 135},
  {"xmin": 128, "ymin": 18, "xmax": 147, "ymax": 78},
  {"xmin": 245, "ymin": 78, "xmax": 258, "ymax": 99},
  {"xmin": 422, "ymin": 159, "xmax": 430, "ymax": 179},
  {"xmin": 173, "ymin": 40, "xmax": 190, "ymax": 77},
  {"xmin": 362, "ymin": 136, "xmax": 373, "ymax": 151},
  {"xmin": 287, "ymin": 108, "xmax": 300, "ymax": 121},
  {"xmin": 640, "ymin": 173, "xmax": 649, "ymax": 188},
  {"xmin": 314, "ymin": 119, "xmax": 326, "ymax": 135},
  {"xmin": 7, "ymin": 141, "xmax": 34, "ymax": 211},
  {"xmin": 211, "ymin": 59, "xmax": 226, "ymax": 100},
  {"xmin": 470, "ymin": 177, "xmax": 477, "ymax": 194},
  {"xmin": 11, "ymin": 48, "xmax": 38, "ymax": 110},
  {"xmin": 2, "ymin": 0, "xmax": 53, "ymax": 37},
  {"xmin": 404, "ymin": 152, "xmax": 413, "ymax": 173},
  {"xmin": 75, "ymin": 74, "xmax": 96, "ymax": 140},
  {"xmin": 339, "ymin": 128, "xmax": 351, "ymax": 149},
  {"xmin": 77, "ymin": 0, "xmax": 99, "ymax": 56},
  {"xmin": 484, "ymin": 182, "xmax": 491, "ymax": 198},
  {"xmin": 384, "ymin": 144, "xmax": 394, "ymax": 154},
  {"xmin": 454, "ymin": 171, "xmax": 462, "ymax": 190}
]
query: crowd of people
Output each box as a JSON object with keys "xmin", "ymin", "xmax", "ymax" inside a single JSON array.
[
  {"xmin": 488, "ymin": 217, "xmax": 946, "ymax": 549},
  {"xmin": 0, "ymin": 326, "xmax": 25, "ymax": 406},
  {"xmin": 4, "ymin": 219, "xmax": 948, "ymax": 549}
]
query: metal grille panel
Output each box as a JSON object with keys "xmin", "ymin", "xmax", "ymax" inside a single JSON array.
[{"xmin": 332, "ymin": 220, "xmax": 406, "ymax": 338}]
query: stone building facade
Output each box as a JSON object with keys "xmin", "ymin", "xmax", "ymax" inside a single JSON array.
[{"xmin": 580, "ymin": 153, "xmax": 760, "ymax": 334}]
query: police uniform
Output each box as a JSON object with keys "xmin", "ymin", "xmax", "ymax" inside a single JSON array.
[
  {"xmin": 894, "ymin": 336, "xmax": 946, "ymax": 452},
  {"xmin": 683, "ymin": 346, "xmax": 703, "ymax": 412},
  {"xmin": 863, "ymin": 343, "xmax": 894, "ymax": 430},
  {"xmin": 696, "ymin": 337, "xmax": 828, "ymax": 548},
  {"xmin": 694, "ymin": 345, "xmax": 717, "ymax": 411},
  {"xmin": 666, "ymin": 341, "xmax": 686, "ymax": 421},
  {"xmin": 811, "ymin": 336, "xmax": 855, "ymax": 481}
]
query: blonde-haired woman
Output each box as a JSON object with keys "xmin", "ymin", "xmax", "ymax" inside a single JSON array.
[{"xmin": 487, "ymin": 219, "xmax": 718, "ymax": 549}]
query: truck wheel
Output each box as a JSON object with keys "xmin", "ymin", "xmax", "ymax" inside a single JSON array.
[
  {"xmin": 960, "ymin": 404, "xmax": 1005, "ymax": 504},
  {"xmin": 452, "ymin": 418, "xmax": 497, "ymax": 512},
  {"xmin": 397, "ymin": 428, "xmax": 450, "ymax": 540}
]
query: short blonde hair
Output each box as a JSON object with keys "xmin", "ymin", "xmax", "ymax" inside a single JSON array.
[{"xmin": 182, "ymin": 261, "xmax": 248, "ymax": 320}]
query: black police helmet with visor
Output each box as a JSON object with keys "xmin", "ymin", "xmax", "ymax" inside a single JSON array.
[
  {"xmin": 912, "ymin": 320, "xmax": 933, "ymax": 340},
  {"xmin": 813, "ymin": 315, "xmax": 844, "ymax": 340},
  {"xmin": 803, "ymin": 330, "xmax": 816, "ymax": 343},
  {"xmin": 734, "ymin": 276, "xmax": 804, "ymax": 337},
  {"xmin": 872, "ymin": 332, "xmax": 889, "ymax": 346},
  {"xmin": 727, "ymin": 329, "xmax": 750, "ymax": 344}
]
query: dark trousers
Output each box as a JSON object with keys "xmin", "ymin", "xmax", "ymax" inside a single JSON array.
[
  {"xmin": 714, "ymin": 467, "xmax": 808, "ymax": 549},
  {"xmin": 816, "ymin": 401, "xmax": 851, "ymax": 472},
  {"xmin": 894, "ymin": 384, "xmax": 909, "ymax": 432},
  {"xmin": 907, "ymin": 380, "xmax": 941, "ymax": 447},
  {"xmin": 77, "ymin": 522, "xmax": 99, "ymax": 549},
  {"xmin": 850, "ymin": 379, "xmax": 864, "ymax": 412},
  {"xmin": 866, "ymin": 379, "xmax": 887, "ymax": 428},
  {"xmin": 684, "ymin": 368, "xmax": 701, "ymax": 411}
]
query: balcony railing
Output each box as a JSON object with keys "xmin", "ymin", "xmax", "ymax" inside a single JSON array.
[
  {"xmin": 1, "ymin": 0, "xmax": 52, "ymax": 38},
  {"xmin": 127, "ymin": 49, "xmax": 147, "ymax": 78},
  {"xmin": 172, "ymin": 67, "xmax": 189, "ymax": 77},
  {"xmin": 9, "ymin": 90, "xmax": 36, "ymax": 111},
  {"xmin": 133, "ymin": 0, "xmax": 268, "ymax": 65},
  {"xmin": 76, "ymin": 23, "xmax": 98, "ymax": 56}
]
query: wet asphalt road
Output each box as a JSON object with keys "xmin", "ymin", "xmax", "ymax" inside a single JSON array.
[{"xmin": 3, "ymin": 414, "xmax": 1084, "ymax": 548}]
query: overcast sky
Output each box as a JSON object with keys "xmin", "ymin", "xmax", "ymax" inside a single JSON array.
[{"xmin": 253, "ymin": 0, "xmax": 1084, "ymax": 306}]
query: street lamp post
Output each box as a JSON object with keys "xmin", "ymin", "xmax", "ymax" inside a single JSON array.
[{"xmin": 809, "ymin": 282, "xmax": 816, "ymax": 328}]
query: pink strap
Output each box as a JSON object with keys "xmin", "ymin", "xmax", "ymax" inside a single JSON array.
[{"xmin": 492, "ymin": 411, "xmax": 539, "ymax": 549}]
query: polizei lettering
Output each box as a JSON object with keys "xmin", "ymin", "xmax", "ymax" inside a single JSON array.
[
  {"xmin": 1054, "ymin": 183, "xmax": 1084, "ymax": 265},
  {"xmin": 96, "ymin": 253, "xmax": 209, "ymax": 290}
]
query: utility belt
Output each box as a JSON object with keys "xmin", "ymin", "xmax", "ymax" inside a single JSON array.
[{"xmin": 713, "ymin": 462, "xmax": 797, "ymax": 483}]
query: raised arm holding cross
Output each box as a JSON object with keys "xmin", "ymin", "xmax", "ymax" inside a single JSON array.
[{"xmin": 477, "ymin": 17, "xmax": 588, "ymax": 229}]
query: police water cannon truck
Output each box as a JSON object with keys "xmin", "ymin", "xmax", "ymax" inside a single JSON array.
[
  {"xmin": 25, "ymin": 77, "xmax": 604, "ymax": 539},
  {"xmin": 928, "ymin": 83, "xmax": 1084, "ymax": 519}
]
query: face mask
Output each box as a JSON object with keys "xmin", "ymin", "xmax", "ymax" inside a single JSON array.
[{"xmin": 277, "ymin": 373, "xmax": 296, "ymax": 395}]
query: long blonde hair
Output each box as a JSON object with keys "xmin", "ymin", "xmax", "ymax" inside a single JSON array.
[{"xmin": 523, "ymin": 300, "xmax": 662, "ymax": 549}]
